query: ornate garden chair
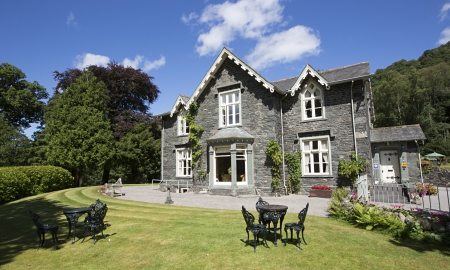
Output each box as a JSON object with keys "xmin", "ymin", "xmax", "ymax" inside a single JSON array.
[
  {"xmin": 29, "ymin": 210, "xmax": 60, "ymax": 250},
  {"xmin": 241, "ymin": 205, "xmax": 269, "ymax": 252},
  {"xmin": 82, "ymin": 199, "xmax": 108, "ymax": 244},
  {"xmin": 255, "ymin": 197, "xmax": 270, "ymax": 227},
  {"xmin": 283, "ymin": 202, "xmax": 309, "ymax": 249}
]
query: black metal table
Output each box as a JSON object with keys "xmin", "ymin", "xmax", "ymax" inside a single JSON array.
[
  {"xmin": 256, "ymin": 204, "xmax": 288, "ymax": 247},
  {"xmin": 63, "ymin": 207, "xmax": 90, "ymax": 244}
]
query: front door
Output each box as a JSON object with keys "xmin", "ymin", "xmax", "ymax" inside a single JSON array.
[{"xmin": 379, "ymin": 150, "xmax": 400, "ymax": 183}]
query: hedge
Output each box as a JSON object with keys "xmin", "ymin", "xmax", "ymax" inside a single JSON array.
[{"xmin": 0, "ymin": 166, "xmax": 73, "ymax": 204}]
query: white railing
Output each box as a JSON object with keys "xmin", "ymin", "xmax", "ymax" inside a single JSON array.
[
  {"xmin": 151, "ymin": 179, "xmax": 191, "ymax": 193},
  {"xmin": 359, "ymin": 182, "xmax": 450, "ymax": 212}
]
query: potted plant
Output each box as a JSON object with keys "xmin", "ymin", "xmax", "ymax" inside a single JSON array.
[{"xmin": 309, "ymin": 185, "xmax": 332, "ymax": 198}]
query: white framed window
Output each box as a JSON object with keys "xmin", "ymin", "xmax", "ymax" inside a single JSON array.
[
  {"xmin": 214, "ymin": 145, "xmax": 247, "ymax": 185},
  {"xmin": 302, "ymin": 81, "xmax": 324, "ymax": 120},
  {"xmin": 301, "ymin": 136, "xmax": 330, "ymax": 176},
  {"xmin": 219, "ymin": 90, "xmax": 241, "ymax": 127},
  {"xmin": 177, "ymin": 115, "xmax": 189, "ymax": 136},
  {"xmin": 176, "ymin": 148, "xmax": 191, "ymax": 177}
]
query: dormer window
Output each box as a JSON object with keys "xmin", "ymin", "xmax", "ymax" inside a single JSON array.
[
  {"xmin": 219, "ymin": 90, "xmax": 241, "ymax": 127},
  {"xmin": 177, "ymin": 114, "xmax": 189, "ymax": 136},
  {"xmin": 302, "ymin": 81, "xmax": 324, "ymax": 120}
]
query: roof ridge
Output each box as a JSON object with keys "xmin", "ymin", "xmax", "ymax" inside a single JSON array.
[{"xmin": 319, "ymin": 61, "xmax": 369, "ymax": 74}]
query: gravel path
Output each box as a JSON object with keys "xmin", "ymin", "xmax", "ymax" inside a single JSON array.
[{"xmin": 116, "ymin": 186, "xmax": 331, "ymax": 217}]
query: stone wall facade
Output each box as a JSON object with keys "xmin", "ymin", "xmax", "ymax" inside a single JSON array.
[{"xmin": 161, "ymin": 59, "xmax": 374, "ymax": 196}]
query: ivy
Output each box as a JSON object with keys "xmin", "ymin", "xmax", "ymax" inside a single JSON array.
[
  {"xmin": 266, "ymin": 139, "xmax": 282, "ymax": 190},
  {"xmin": 338, "ymin": 152, "xmax": 368, "ymax": 185},
  {"xmin": 285, "ymin": 151, "xmax": 302, "ymax": 194},
  {"xmin": 186, "ymin": 103, "xmax": 204, "ymax": 186}
]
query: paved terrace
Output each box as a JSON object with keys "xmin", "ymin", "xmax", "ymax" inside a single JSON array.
[{"xmin": 116, "ymin": 185, "xmax": 331, "ymax": 217}]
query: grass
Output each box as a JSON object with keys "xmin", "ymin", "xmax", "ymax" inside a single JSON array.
[{"xmin": 0, "ymin": 186, "xmax": 449, "ymax": 270}]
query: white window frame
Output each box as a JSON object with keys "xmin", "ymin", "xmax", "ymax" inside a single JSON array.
[
  {"xmin": 176, "ymin": 148, "xmax": 191, "ymax": 177},
  {"xmin": 213, "ymin": 145, "xmax": 247, "ymax": 185},
  {"xmin": 177, "ymin": 114, "xmax": 189, "ymax": 136},
  {"xmin": 219, "ymin": 89, "xmax": 241, "ymax": 127},
  {"xmin": 301, "ymin": 81, "xmax": 324, "ymax": 120},
  {"xmin": 301, "ymin": 136, "xmax": 331, "ymax": 176}
]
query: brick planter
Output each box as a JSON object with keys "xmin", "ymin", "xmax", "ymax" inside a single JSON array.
[{"xmin": 309, "ymin": 189, "xmax": 332, "ymax": 198}]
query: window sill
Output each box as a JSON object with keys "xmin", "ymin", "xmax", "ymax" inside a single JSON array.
[
  {"xmin": 300, "ymin": 117, "xmax": 327, "ymax": 123},
  {"xmin": 301, "ymin": 174, "xmax": 333, "ymax": 178},
  {"xmin": 218, "ymin": 124, "xmax": 242, "ymax": 130}
]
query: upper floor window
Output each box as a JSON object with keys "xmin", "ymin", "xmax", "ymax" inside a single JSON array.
[
  {"xmin": 301, "ymin": 136, "xmax": 330, "ymax": 176},
  {"xmin": 302, "ymin": 81, "xmax": 324, "ymax": 120},
  {"xmin": 176, "ymin": 148, "xmax": 191, "ymax": 177},
  {"xmin": 177, "ymin": 114, "xmax": 189, "ymax": 136},
  {"xmin": 219, "ymin": 90, "xmax": 241, "ymax": 127}
]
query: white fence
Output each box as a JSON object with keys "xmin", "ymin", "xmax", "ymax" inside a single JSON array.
[{"xmin": 360, "ymin": 182, "xmax": 450, "ymax": 212}]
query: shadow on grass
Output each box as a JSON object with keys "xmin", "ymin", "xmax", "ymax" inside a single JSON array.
[
  {"xmin": 388, "ymin": 238, "xmax": 450, "ymax": 256},
  {"xmin": 0, "ymin": 195, "xmax": 110, "ymax": 265}
]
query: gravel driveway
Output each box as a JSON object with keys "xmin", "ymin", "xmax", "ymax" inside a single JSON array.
[{"xmin": 116, "ymin": 185, "xmax": 331, "ymax": 217}]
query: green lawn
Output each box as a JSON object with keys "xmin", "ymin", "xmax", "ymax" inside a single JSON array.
[{"xmin": 1, "ymin": 186, "xmax": 449, "ymax": 270}]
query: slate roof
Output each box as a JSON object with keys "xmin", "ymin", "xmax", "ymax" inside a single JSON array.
[
  {"xmin": 207, "ymin": 127, "xmax": 255, "ymax": 142},
  {"xmin": 370, "ymin": 124, "xmax": 426, "ymax": 143},
  {"xmin": 271, "ymin": 62, "xmax": 370, "ymax": 92}
]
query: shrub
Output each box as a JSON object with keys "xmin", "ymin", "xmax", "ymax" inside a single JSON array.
[{"xmin": 0, "ymin": 166, "xmax": 73, "ymax": 204}]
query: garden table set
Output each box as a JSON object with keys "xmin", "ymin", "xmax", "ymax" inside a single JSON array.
[
  {"xmin": 29, "ymin": 199, "xmax": 108, "ymax": 250},
  {"xmin": 241, "ymin": 197, "xmax": 309, "ymax": 252}
]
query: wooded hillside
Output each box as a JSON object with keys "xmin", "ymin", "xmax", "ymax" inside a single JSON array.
[{"xmin": 372, "ymin": 42, "xmax": 450, "ymax": 155}]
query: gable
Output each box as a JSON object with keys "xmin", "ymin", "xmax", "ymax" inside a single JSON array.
[
  {"xmin": 172, "ymin": 47, "xmax": 279, "ymax": 116},
  {"xmin": 271, "ymin": 62, "xmax": 371, "ymax": 96}
]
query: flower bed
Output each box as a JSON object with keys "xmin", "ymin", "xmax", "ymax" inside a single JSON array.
[{"xmin": 309, "ymin": 185, "xmax": 332, "ymax": 198}]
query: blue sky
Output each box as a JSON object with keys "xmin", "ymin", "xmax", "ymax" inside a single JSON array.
[{"xmin": 1, "ymin": 0, "xmax": 450, "ymax": 136}]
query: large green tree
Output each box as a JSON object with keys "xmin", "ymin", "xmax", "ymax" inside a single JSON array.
[
  {"xmin": 45, "ymin": 71, "xmax": 114, "ymax": 186},
  {"xmin": 53, "ymin": 62, "xmax": 160, "ymax": 183},
  {"xmin": 0, "ymin": 63, "xmax": 48, "ymax": 128},
  {"xmin": 0, "ymin": 63, "xmax": 48, "ymax": 166}
]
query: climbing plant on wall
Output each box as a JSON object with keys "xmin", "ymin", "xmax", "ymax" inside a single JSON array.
[
  {"xmin": 285, "ymin": 151, "xmax": 302, "ymax": 194},
  {"xmin": 266, "ymin": 139, "xmax": 282, "ymax": 190},
  {"xmin": 338, "ymin": 152, "xmax": 368, "ymax": 185},
  {"xmin": 186, "ymin": 102, "xmax": 204, "ymax": 186}
]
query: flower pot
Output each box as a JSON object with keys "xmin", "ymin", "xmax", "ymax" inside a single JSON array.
[{"xmin": 309, "ymin": 189, "xmax": 332, "ymax": 198}]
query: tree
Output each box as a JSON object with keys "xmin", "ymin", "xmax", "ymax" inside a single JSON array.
[
  {"xmin": 115, "ymin": 122, "xmax": 161, "ymax": 183},
  {"xmin": 0, "ymin": 63, "xmax": 48, "ymax": 128},
  {"xmin": 0, "ymin": 114, "xmax": 31, "ymax": 166},
  {"xmin": 45, "ymin": 71, "xmax": 114, "ymax": 186},
  {"xmin": 53, "ymin": 62, "xmax": 160, "ymax": 183},
  {"xmin": 53, "ymin": 62, "xmax": 160, "ymax": 137}
]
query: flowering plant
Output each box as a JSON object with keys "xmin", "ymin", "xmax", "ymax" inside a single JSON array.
[
  {"xmin": 415, "ymin": 183, "xmax": 438, "ymax": 196},
  {"xmin": 311, "ymin": 185, "xmax": 331, "ymax": 190}
]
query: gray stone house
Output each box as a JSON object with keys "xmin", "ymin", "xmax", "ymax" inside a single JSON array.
[{"xmin": 158, "ymin": 47, "xmax": 426, "ymax": 196}]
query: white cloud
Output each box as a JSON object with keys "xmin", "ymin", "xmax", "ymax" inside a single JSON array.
[
  {"xmin": 189, "ymin": 0, "xmax": 321, "ymax": 69},
  {"xmin": 181, "ymin": 12, "xmax": 198, "ymax": 24},
  {"xmin": 439, "ymin": 3, "xmax": 450, "ymax": 21},
  {"xmin": 195, "ymin": 0, "xmax": 284, "ymax": 56},
  {"xmin": 74, "ymin": 53, "xmax": 110, "ymax": 69},
  {"xmin": 438, "ymin": 27, "xmax": 450, "ymax": 45},
  {"xmin": 122, "ymin": 55, "xmax": 144, "ymax": 68},
  {"xmin": 67, "ymin": 12, "xmax": 77, "ymax": 27},
  {"xmin": 122, "ymin": 55, "xmax": 166, "ymax": 72},
  {"xmin": 246, "ymin": 26, "xmax": 321, "ymax": 70}
]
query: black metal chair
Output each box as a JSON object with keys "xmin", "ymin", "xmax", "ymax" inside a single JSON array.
[
  {"xmin": 241, "ymin": 205, "xmax": 269, "ymax": 252},
  {"xmin": 255, "ymin": 197, "xmax": 270, "ymax": 227},
  {"xmin": 82, "ymin": 199, "xmax": 108, "ymax": 244},
  {"xmin": 29, "ymin": 210, "xmax": 59, "ymax": 250},
  {"xmin": 283, "ymin": 202, "xmax": 309, "ymax": 249}
]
